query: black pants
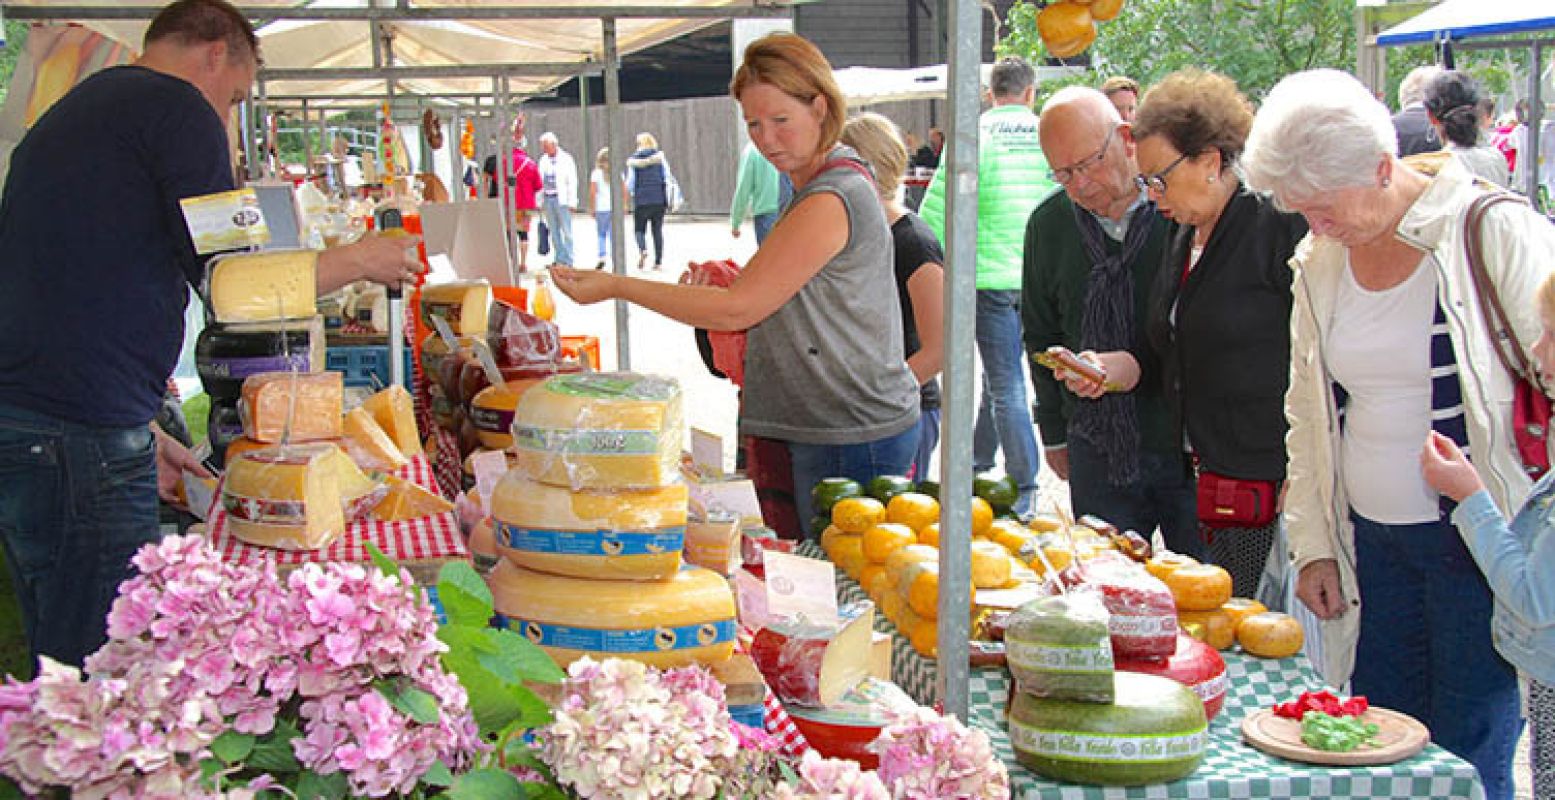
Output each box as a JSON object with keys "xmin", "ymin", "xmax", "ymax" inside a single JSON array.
[{"xmin": 634, "ymin": 203, "xmax": 666, "ymax": 266}]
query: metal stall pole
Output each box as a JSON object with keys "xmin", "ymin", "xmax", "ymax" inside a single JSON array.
[
  {"xmin": 1527, "ymin": 43, "xmax": 1545, "ymax": 206},
  {"xmin": 935, "ymin": 0, "xmax": 981, "ymax": 722},
  {"xmin": 301, "ymin": 100, "xmax": 313, "ymax": 179},
  {"xmin": 240, "ymin": 99, "xmax": 258, "ymax": 183},
  {"xmin": 580, "ymin": 69, "xmax": 593, "ymax": 203},
  {"xmin": 498, "ymin": 77, "xmax": 519, "ymax": 285},
  {"xmin": 256, "ymin": 79, "xmax": 271, "ymax": 179},
  {"xmin": 377, "ymin": 20, "xmax": 408, "ymax": 392},
  {"xmin": 603, "ymin": 17, "xmax": 630, "ymax": 371}
]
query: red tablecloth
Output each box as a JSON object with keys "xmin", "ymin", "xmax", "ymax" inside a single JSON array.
[{"xmin": 207, "ymin": 454, "xmax": 467, "ymax": 573}]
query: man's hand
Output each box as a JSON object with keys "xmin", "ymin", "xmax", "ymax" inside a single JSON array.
[
  {"xmin": 318, "ymin": 232, "xmax": 423, "ymax": 294},
  {"xmin": 1044, "ymin": 446, "xmax": 1070, "ymax": 481},
  {"xmin": 1295, "ymin": 559, "xmax": 1348, "ymax": 620},
  {"xmin": 152, "ymin": 424, "xmax": 212, "ymax": 509}
]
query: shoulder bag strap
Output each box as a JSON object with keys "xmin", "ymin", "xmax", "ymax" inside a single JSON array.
[{"xmin": 1463, "ymin": 192, "xmax": 1543, "ymax": 391}]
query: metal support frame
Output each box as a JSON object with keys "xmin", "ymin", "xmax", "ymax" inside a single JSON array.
[
  {"xmin": 260, "ymin": 63, "xmax": 601, "ymax": 82},
  {"xmin": 603, "ymin": 17, "xmax": 630, "ymax": 371},
  {"xmin": 936, "ymin": 0, "xmax": 979, "ymax": 722},
  {"xmin": 5, "ymin": 4, "xmax": 796, "ymax": 21}
]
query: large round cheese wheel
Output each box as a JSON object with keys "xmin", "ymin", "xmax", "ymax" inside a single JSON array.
[
  {"xmin": 510, "ymin": 372, "xmax": 682, "ymax": 490},
  {"xmin": 1008, "ymin": 672, "xmax": 1207, "ymax": 786},
  {"xmin": 487, "ymin": 560, "xmax": 735, "ymax": 669},
  {"xmin": 490, "ymin": 471, "xmax": 686, "ymax": 580},
  {"xmin": 1115, "ymin": 633, "xmax": 1227, "ymax": 720},
  {"xmin": 784, "ymin": 678, "xmax": 918, "ymax": 770},
  {"xmin": 470, "ymin": 376, "xmax": 548, "ymax": 450},
  {"xmin": 195, "ymin": 316, "xmax": 325, "ymax": 401},
  {"xmin": 1005, "ymin": 593, "xmax": 1115, "ymax": 703}
]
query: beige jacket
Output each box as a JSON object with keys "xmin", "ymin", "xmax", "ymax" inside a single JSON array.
[{"xmin": 1284, "ymin": 158, "xmax": 1555, "ymax": 685}]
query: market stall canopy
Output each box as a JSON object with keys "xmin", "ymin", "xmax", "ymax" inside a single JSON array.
[
  {"xmin": 833, "ymin": 63, "xmax": 1082, "ymax": 106},
  {"xmin": 1375, "ymin": 0, "xmax": 1555, "ymax": 46},
  {"xmin": 3, "ymin": 1, "xmax": 796, "ymax": 103}
]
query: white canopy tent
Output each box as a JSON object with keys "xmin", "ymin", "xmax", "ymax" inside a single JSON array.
[{"xmin": 1376, "ymin": 0, "xmax": 1555, "ymax": 201}]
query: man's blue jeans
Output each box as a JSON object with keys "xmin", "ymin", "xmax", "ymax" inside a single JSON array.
[
  {"xmin": 1351, "ymin": 511, "xmax": 1522, "ymax": 800},
  {"xmin": 788, "ymin": 420, "xmax": 920, "ymax": 535},
  {"xmin": 542, "ymin": 194, "xmax": 574, "ymax": 266},
  {"xmin": 1067, "ymin": 434, "xmax": 1202, "ymax": 558},
  {"xmin": 969, "ymin": 290, "xmax": 1038, "ymax": 515},
  {"xmin": 753, "ymin": 211, "xmax": 778, "ymax": 244},
  {"xmin": 0, "ymin": 403, "xmax": 159, "ymax": 669}
]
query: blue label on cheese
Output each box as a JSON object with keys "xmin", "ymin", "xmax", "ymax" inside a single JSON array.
[
  {"xmin": 493, "ymin": 522, "xmax": 684, "ymax": 556},
  {"xmin": 493, "ymin": 616, "xmax": 736, "ymax": 652}
]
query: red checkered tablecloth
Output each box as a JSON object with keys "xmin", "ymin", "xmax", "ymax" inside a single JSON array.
[{"xmin": 207, "ymin": 454, "xmax": 467, "ymax": 571}]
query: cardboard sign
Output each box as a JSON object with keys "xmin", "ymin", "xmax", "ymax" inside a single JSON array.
[
  {"xmin": 180, "ymin": 188, "xmax": 270, "ymax": 254},
  {"xmin": 763, "ymin": 550, "xmax": 839, "ymax": 627},
  {"xmin": 690, "ymin": 427, "xmax": 724, "ymax": 479}
]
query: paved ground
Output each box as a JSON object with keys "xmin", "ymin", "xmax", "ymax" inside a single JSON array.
[{"xmin": 524, "ymin": 214, "xmax": 1533, "ymax": 799}]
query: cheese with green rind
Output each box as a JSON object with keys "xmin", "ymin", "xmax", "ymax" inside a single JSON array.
[
  {"xmin": 510, "ymin": 372, "xmax": 683, "ymax": 490},
  {"xmin": 1006, "ymin": 593, "xmax": 1115, "ymax": 703},
  {"xmin": 1008, "ymin": 672, "xmax": 1207, "ymax": 786}
]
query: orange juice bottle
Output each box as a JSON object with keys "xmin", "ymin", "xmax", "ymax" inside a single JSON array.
[{"xmin": 532, "ymin": 273, "xmax": 556, "ymax": 322}]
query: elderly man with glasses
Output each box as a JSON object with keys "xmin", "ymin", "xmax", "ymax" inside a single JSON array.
[{"xmin": 1019, "ymin": 86, "xmax": 1201, "ymax": 557}]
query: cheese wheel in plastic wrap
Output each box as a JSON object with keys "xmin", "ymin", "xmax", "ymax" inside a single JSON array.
[
  {"xmin": 510, "ymin": 372, "xmax": 683, "ymax": 490},
  {"xmin": 491, "ymin": 472, "xmax": 686, "ymax": 580},
  {"xmin": 488, "ymin": 560, "xmax": 736, "ymax": 669}
]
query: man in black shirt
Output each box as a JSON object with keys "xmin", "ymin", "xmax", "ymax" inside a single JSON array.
[{"xmin": 0, "ymin": 0, "xmax": 422, "ymax": 668}]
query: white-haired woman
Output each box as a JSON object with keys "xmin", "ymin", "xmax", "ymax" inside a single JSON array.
[{"xmin": 1241, "ymin": 68, "xmax": 1555, "ymax": 800}]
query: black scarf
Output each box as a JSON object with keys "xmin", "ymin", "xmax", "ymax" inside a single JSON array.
[{"xmin": 1071, "ymin": 200, "xmax": 1157, "ymax": 486}]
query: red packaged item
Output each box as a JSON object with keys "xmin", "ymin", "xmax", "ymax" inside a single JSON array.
[
  {"xmin": 487, "ymin": 300, "xmax": 561, "ymax": 367},
  {"xmin": 748, "ymin": 604, "xmax": 875, "ymax": 708},
  {"xmin": 784, "ymin": 678, "xmax": 918, "ymax": 770},
  {"xmin": 1116, "ymin": 633, "xmax": 1228, "ymax": 720},
  {"xmin": 1086, "ymin": 560, "xmax": 1178, "ymax": 659}
]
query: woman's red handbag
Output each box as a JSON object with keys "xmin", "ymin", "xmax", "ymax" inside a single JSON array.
[{"xmin": 1196, "ymin": 470, "xmax": 1278, "ymax": 529}]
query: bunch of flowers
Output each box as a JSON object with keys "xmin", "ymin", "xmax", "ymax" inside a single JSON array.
[
  {"xmin": 771, "ymin": 750, "xmax": 890, "ymax": 800},
  {"xmin": 540, "ymin": 657, "xmax": 739, "ymax": 799},
  {"xmin": 871, "ymin": 706, "xmax": 1009, "ymax": 799},
  {"xmin": 0, "ymin": 535, "xmax": 483, "ymax": 798}
]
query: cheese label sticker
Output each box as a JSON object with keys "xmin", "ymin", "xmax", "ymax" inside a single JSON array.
[
  {"xmin": 497, "ymin": 616, "xmax": 736, "ymax": 653},
  {"xmin": 222, "ymin": 491, "xmax": 306, "ymax": 525},
  {"xmin": 511, "ymin": 426, "xmax": 662, "ymax": 456},
  {"xmin": 200, "ymin": 354, "xmax": 315, "ymax": 380},
  {"xmin": 1108, "ymin": 613, "xmax": 1179, "ymax": 637},
  {"xmin": 469, "ymin": 405, "xmax": 515, "ymax": 434},
  {"xmin": 494, "ymin": 522, "xmax": 684, "ymax": 556},
  {"xmin": 1006, "ymin": 638, "xmax": 1115, "ymax": 674},
  {"xmin": 180, "ymin": 188, "xmax": 270, "ymax": 254},
  {"xmin": 1190, "ymin": 670, "xmax": 1228, "ymax": 704},
  {"xmin": 1007, "ymin": 720, "xmax": 1208, "ymax": 764}
]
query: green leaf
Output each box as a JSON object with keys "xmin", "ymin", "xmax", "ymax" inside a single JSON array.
[
  {"xmin": 365, "ymin": 541, "xmax": 403, "ymax": 581},
  {"xmin": 436, "ymin": 561, "xmax": 495, "ymax": 627},
  {"xmin": 446, "ymin": 767, "xmax": 522, "ymax": 799},
  {"xmin": 483, "ymin": 627, "xmax": 565, "ymax": 684},
  {"xmin": 0, "ymin": 776, "xmax": 27, "ymax": 800},
  {"xmin": 422, "ymin": 759, "xmax": 455, "ymax": 788},
  {"xmin": 509, "ymin": 686, "xmax": 554, "ymax": 730},
  {"xmin": 441, "ymin": 648, "xmax": 527, "ymax": 734},
  {"xmin": 518, "ymin": 783, "xmax": 569, "ymax": 800},
  {"xmin": 386, "ymin": 683, "xmax": 443, "ymax": 726},
  {"xmin": 295, "ymin": 769, "xmax": 350, "ymax": 800},
  {"xmin": 439, "ymin": 624, "xmax": 501, "ymax": 657},
  {"xmin": 198, "ymin": 756, "xmax": 227, "ymax": 782},
  {"xmin": 503, "ymin": 744, "xmax": 555, "ymax": 781},
  {"xmin": 210, "ymin": 729, "xmax": 256, "ymax": 764},
  {"xmin": 247, "ymin": 725, "xmax": 303, "ymax": 774}
]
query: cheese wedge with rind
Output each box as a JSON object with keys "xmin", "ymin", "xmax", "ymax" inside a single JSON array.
[
  {"xmin": 239, "ymin": 371, "xmax": 343, "ymax": 443},
  {"xmin": 371, "ymin": 474, "xmax": 454, "ymax": 521},
  {"xmin": 360, "ymin": 385, "xmax": 422, "ymax": 456},
  {"xmin": 209, "ymin": 250, "xmax": 318, "ymax": 323},
  {"xmin": 340, "ymin": 406, "xmax": 408, "ymax": 471},
  {"xmin": 223, "ymin": 443, "xmax": 345, "ymax": 551}
]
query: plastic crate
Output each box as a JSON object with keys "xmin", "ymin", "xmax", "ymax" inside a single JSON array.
[{"xmin": 326, "ymin": 345, "xmax": 415, "ymax": 390}]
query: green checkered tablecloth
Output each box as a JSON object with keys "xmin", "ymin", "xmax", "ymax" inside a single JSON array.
[{"xmin": 796, "ymin": 542, "xmax": 1483, "ymax": 800}]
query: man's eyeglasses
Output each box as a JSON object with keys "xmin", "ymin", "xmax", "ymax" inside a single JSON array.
[
  {"xmin": 1049, "ymin": 126, "xmax": 1118, "ymax": 185},
  {"xmin": 1135, "ymin": 152, "xmax": 1190, "ymax": 195}
]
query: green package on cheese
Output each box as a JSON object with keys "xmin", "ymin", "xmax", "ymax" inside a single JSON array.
[{"xmin": 1005, "ymin": 591, "xmax": 1115, "ymax": 703}]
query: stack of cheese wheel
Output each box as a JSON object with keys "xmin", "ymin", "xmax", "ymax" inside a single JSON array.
[{"xmin": 488, "ymin": 372, "xmax": 736, "ymax": 670}]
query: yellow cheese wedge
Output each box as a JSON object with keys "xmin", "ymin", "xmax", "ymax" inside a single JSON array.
[
  {"xmin": 222, "ymin": 443, "xmax": 345, "ymax": 550},
  {"xmin": 341, "ymin": 406, "xmax": 408, "ymax": 471},
  {"xmin": 360, "ymin": 385, "xmax": 422, "ymax": 456},
  {"xmin": 419, "ymin": 280, "xmax": 492, "ymax": 336},
  {"xmin": 510, "ymin": 372, "xmax": 683, "ymax": 490},
  {"xmin": 239, "ymin": 371, "xmax": 343, "ymax": 443},
  {"xmin": 490, "ymin": 472, "xmax": 687, "ymax": 580},
  {"xmin": 470, "ymin": 378, "xmax": 547, "ymax": 450},
  {"xmin": 209, "ymin": 250, "xmax": 318, "ymax": 323},
  {"xmin": 321, "ymin": 444, "xmax": 386, "ymax": 519},
  {"xmin": 488, "ymin": 560, "xmax": 737, "ymax": 669},
  {"xmin": 371, "ymin": 474, "xmax": 454, "ymax": 521}
]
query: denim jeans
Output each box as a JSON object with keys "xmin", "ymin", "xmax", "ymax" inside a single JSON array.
[
  {"xmin": 1067, "ymin": 434, "xmax": 1202, "ymax": 558},
  {"xmin": 788, "ymin": 420, "xmax": 920, "ymax": 535},
  {"xmin": 970, "ymin": 290, "xmax": 1039, "ymax": 515},
  {"xmin": 0, "ymin": 403, "xmax": 159, "ymax": 668},
  {"xmin": 541, "ymin": 194, "xmax": 574, "ymax": 266},
  {"xmin": 1351, "ymin": 511, "xmax": 1523, "ymax": 800},
  {"xmin": 594, "ymin": 210, "xmax": 612, "ymax": 261},
  {"xmin": 910, "ymin": 406, "xmax": 940, "ymax": 483},
  {"xmin": 753, "ymin": 211, "xmax": 778, "ymax": 244}
]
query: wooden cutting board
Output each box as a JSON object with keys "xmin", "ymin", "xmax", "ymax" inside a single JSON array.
[{"xmin": 1241, "ymin": 707, "xmax": 1430, "ymax": 766}]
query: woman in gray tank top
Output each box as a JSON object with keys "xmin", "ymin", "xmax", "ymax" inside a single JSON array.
[{"xmin": 552, "ymin": 32, "xmax": 921, "ymax": 533}]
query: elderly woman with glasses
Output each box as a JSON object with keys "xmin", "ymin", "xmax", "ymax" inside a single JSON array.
[
  {"xmin": 1242, "ymin": 69, "xmax": 1555, "ymax": 800},
  {"xmin": 1130, "ymin": 69, "xmax": 1308, "ymax": 600}
]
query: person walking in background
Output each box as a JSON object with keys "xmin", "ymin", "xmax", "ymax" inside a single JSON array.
[
  {"xmin": 509, "ymin": 125, "xmax": 543, "ymax": 273},
  {"xmin": 841, "ymin": 112, "xmax": 946, "ymax": 480},
  {"xmin": 730, "ymin": 141, "xmax": 781, "ymax": 244},
  {"xmin": 1131, "ymin": 69, "xmax": 1308, "ymax": 597},
  {"xmin": 627, "ymin": 132, "xmax": 673, "ymax": 270},
  {"xmin": 1424, "ymin": 70, "xmax": 1511, "ymax": 188},
  {"xmin": 1392, "ymin": 64, "xmax": 1444, "ymax": 157},
  {"xmin": 551, "ymin": 32, "xmax": 920, "ymax": 532},
  {"xmin": 536, "ymin": 131, "xmax": 578, "ymax": 268},
  {"xmin": 910, "ymin": 129, "xmax": 940, "ymax": 170},
  {"xmin": 589, "ymin": 147, "xmax": 615, "ymax": 270},
  {"xmin": 1422, "ymin": 271, "xmax": 1555, "ymax": 800},
  {"xmin": 1241, "ymin": 68, "xmax": 1555, "ymax": 800},
  {"xmin": 919, "ymin": 56, "xmax": 1054, "ymax": 517},
  {"xmin": 1101, "ymin": 75, "xmax": 1140, "ymax": 122}
]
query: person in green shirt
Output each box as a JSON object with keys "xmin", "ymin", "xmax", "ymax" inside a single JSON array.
[
  {"xmin": 919, "ymin": 56, "xmax": 1057, "ymax": 517},
  {"xmin": 729, "ymin": 142, "xmax": 782, "ymax": 243}
]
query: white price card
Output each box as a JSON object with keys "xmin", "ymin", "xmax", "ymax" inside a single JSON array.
[
  {"xmin": 690, "ymin": 427, "xmax": 724, "ymax": 479},
  {"xmin": 180, "ymin": 188, "xmax": 270, "ymax": 254},
  {"xmin": 763, "ymin": 550, "xmax": 839, "ymax": 628}
]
